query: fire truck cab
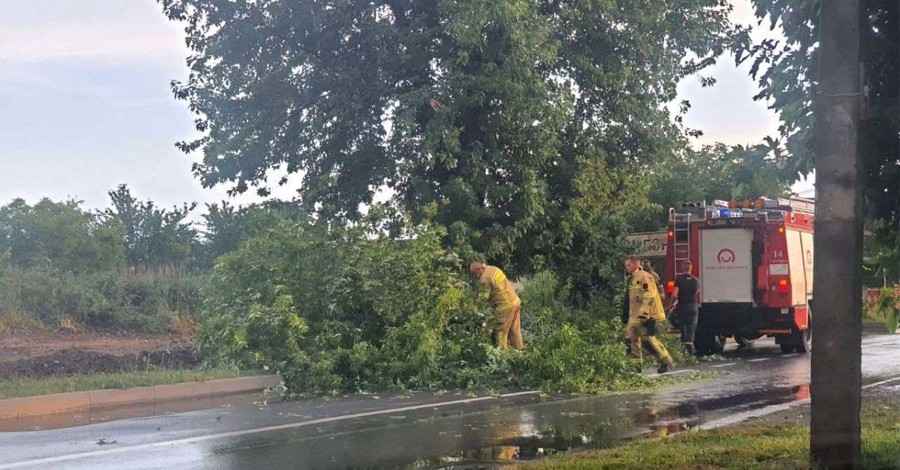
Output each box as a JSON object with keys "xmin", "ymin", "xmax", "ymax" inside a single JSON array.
[{"xmin": 663, "ymin": 197, "xmax": 815, "ymax": 355}]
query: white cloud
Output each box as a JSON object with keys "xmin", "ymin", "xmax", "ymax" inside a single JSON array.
[
  {"xmin": 0, "ymin": 0, "xmax": 188, "ymax": 65},
  {"xmin": 672, "ymin": 0, "xmax": 784, "ymax": 148},
  {"xmin": 731, "ymin": 0, "xmax": 758, "ymax": 27}
]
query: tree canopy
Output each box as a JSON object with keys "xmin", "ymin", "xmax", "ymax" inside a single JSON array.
[
  {"xmin": 0, "ymin": 198, "xmax": 125, "ymax": 273},
  {"xmin": 200, "ymin": 199, "xmax": 308, "ymax": 267},
  {"xmin": 649, "ymin": 141, "xmax": 790, "ymax": 213},
  {"xmin": 161, "ymin": 0, "xmax": 740, "ymax": 284},
  {"xmin": 105, "ymin": 185, "xmax": 198, "ymax": 269},
  {"xmin": 739, "ymin": 0, "xmax": 898, "ymax": 221},
  {"xmin": 739, "ymin": 0, "xmax": 898, "ymax": 283}
]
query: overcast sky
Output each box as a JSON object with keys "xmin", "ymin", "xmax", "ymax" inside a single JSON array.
[{"xmin": 0, "ymin": 0, "xmax": 809, "ymax": 215}]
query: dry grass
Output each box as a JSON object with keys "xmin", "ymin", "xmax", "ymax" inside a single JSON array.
[
  {"xmin": 56, "ymin": 316, "xmax": 80, "ymax": 334},
  {"xmin": 167, "ymin": 313, "xmax": 198, "ymax": 338},
  {"xmin": 0, "ymin": 312, "xmax": 45, "ymax": 333}
]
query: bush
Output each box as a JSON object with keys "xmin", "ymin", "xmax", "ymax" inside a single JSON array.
[
  {"xmin": 866, "ymin": 286, "xmax": 900, "ymax": 333},
  {"xmin": 198, "ymin": 220, "xmax": 648, "ymax": 396},
  {"xmin": 0, "ymin": 266, "xmax": 202, "ymax": 333},
  {"xmin": 517, "ymin": 322, "xmax": 633, "ymax": 392}
]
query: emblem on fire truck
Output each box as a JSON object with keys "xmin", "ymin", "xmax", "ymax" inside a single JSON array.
[{"xmin": 716, "ymin": 248, "xmax": 736, "ymax": 264}]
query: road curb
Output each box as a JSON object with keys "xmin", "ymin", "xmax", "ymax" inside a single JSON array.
[{"xmin": 0, "ymin": 374, "xmax": 281, "ymax": 420}]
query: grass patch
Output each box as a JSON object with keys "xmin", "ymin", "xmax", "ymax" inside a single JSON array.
[
  {"xmin": 0, "ymin": 368, "xmax": 256, "ymax": 400},
  {"xmin": 0, "ymin": 311, "xmax": 45, "ymax": 333},
  {"xmin": 522, "ymin": 395, "xmax": 900, "ymax": 469}
]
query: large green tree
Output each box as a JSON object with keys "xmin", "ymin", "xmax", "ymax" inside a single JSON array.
[
  {"xmin": 649, "ymin": 141, "xmax": 791, "ymax": 216},
  {"xmin": 105, "ymin": 185, "xmax": 198, "ymax": 269},
  {"xmin": 739, "ymin": 0, "xmax": 898, "ymax": 282},
  {"xmin": 161, "ymin": 0, "xmax": 739, "ymax": 287},
  {"xmin": 200, "ymin": 200, "xmax": 308, "ymax": 267}
]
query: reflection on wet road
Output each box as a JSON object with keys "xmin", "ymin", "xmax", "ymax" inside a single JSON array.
[
  {"xmin": 0, "ymin": 335, "xmax": 897, "ymax": 469},
  {"xmin": 0, "ymin": 392, "xmax": 273, "ymax": 433}
]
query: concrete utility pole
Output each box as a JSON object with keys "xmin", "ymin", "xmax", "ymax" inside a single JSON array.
[{"xmin": 811, "ymin": 0, "xmax": 863, "ymax": 468}]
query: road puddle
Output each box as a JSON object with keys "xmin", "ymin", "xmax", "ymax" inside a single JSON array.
[{"xmin": 394, "ymin": 384, "xmax": 812, "ymax": 468}]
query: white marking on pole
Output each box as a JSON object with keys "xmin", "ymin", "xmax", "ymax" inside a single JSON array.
[{"xmin": 0, "ymin": 391, "xmax": 541, "ymax": 469}]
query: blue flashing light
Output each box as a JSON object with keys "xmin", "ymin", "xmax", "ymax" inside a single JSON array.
[{"xmin": 719, "ymin": 208, "xmax": 731, "ymax": 218}]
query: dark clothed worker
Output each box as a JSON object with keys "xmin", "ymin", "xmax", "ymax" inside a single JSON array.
[
  {"xmin": 469, "ymin": 262, "xmax": 524, "ymax": 350},
  {"xmin": 671, "ymin": 261, "xmax": 701, "ymax": 355}
]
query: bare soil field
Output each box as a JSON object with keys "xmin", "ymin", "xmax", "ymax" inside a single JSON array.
[{"xmin": 0, "ymin": 330, "xmax": 195, "ymax": 378}]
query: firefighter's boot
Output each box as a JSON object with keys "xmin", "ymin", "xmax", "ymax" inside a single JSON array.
[{"xmin": 684, "ymin": 343, "xmax": 695, "ymax": 356}]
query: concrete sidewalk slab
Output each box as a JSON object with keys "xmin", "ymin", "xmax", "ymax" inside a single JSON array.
[{"xmin": 0, "ymin": 374, "xmax": 281, "ymax": 420}]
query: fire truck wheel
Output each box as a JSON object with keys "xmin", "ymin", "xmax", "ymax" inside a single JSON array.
[
  {"xmin": 797, "ymin": 311, "xmax": 812, "ymax": 353},
  {"xmin": 780, "ymin": 309, "xmax": 813, "ymax": 353},
  {"xmin": 695, "ymin": 332, "xmax": 726, "ymax": 356}
]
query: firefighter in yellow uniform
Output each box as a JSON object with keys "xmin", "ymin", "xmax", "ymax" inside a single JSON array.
[
  {"xmin": 624, "ymin": 255, "xmax": 674, "ymax": 373},
  {"xmin": 469, "ymin": 262, "xmax": 524, "ymax": 350}
]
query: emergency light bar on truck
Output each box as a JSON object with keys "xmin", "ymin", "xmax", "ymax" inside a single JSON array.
[{"xmin": 668, "ymin": 197, "xmax": 815, "ymax": 223}]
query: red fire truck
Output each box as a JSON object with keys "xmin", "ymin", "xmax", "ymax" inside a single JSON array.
[{"xmin": 663, "ymin": 197, "xmax": 815, "ymax": 355}]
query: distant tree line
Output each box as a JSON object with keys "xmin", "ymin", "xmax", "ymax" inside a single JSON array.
[
  {"xmin": 0, "ymin": 184, "xmax": 308, "ymax": 332},
  {"xmin": 0, "ymin": 184, "xmax": 309, "ymax": 274}
]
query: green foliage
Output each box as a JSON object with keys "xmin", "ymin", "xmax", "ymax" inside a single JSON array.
[
  {"xmin": 517, "ymin": 322, "xmax": 632, "ymax": 393},
  {"xmin": 519, "ymin": 271, "xmax": 573, "ymax": 339},
  {"xmin": 105, "ymin": 184, "xmax": 198, "ymax": 269},
  {"xmin": 0, "ymin": 192, "xmax": 205, "ymax": 333},
  {"xmin": 198, "ymin": 220, "xmax": 478, "ymax": 392},
  {"xmin": 864, "ymin": 220, "xmax": 900, "ymax": 286},
  {"xmin": 199, "ymin": 200, "xmax": 308, "ymax": 268},
  {"xmin": 739, "ymin": 0, "xmax": 899, "ymax": 257},
  {"xmin": 161, "ymin": 0, "xmax": 740, "ymax": 290},
  {"xmin": 649, "ymin": 142, "xmax": 791, "ymax": 214},
  {"xmin": 0, "ymin": 198, "xmax": 125, "ymax": 273},
  {"xmin": 869, "ymin": 287, "xmax": 900, "ymax": 334},
  {"xmin": 0, "ymin": 266, "xmax": 202, "ymax": 332},
  {"xmin": 198, "ymin": 221, "xmax": 648, "ymax": 395}
]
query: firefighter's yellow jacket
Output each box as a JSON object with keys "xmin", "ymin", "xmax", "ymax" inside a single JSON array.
[
  {"xmin": 628, "ymin": 267, "xmax": 666, "ymax": 322},
  {"xmin": 477, "ymin": 265, "xmax": 521, "ymax": 313}
]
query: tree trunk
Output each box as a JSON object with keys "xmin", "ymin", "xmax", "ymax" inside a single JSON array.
[{"xmin": 810, "ymin": 0, "xmax": 863, "ymax": 468}]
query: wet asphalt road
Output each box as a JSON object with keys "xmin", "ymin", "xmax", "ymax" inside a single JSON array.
[{"xmin": 0, "ymin": 334, "xmax": 897, "ymax": 469}]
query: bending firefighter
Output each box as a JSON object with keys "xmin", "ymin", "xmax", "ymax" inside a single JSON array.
[
  {"xmin": 624, "ymin": 255, "xmax": 674, "ymax": 373},
  {"xmin": 469, "ymin": 262, "xmax": 524, "ymax": 350}
]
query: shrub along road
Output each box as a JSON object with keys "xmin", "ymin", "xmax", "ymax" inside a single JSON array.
[{"xmin": 0, "ymin": 334, "xmax": 897, "ymax": 469}]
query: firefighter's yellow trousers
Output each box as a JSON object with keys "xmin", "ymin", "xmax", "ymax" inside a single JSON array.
[
  {"xmin": 625, "ymin": 319, "xmax": 673, "ymax": 367},
  {"xmin": 493, "ymin": 303, "xmax": 524, "ymax": 350}
]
